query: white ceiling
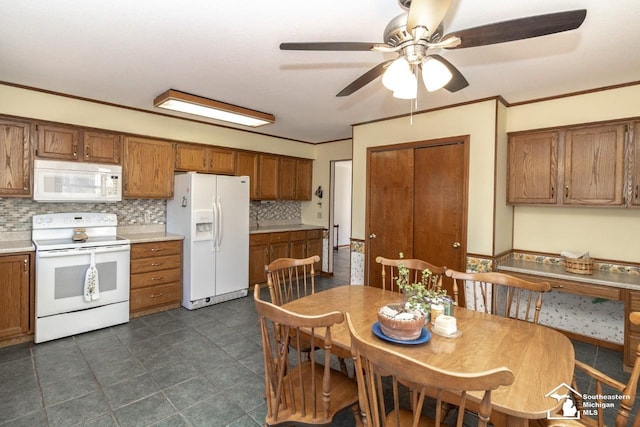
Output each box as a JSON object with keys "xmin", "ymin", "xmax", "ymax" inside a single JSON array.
[{"xmin": 1, "ymin": 1, "xmax": 638, "ymax": 143}]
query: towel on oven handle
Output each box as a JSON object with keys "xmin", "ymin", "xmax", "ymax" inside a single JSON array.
[{"xmin": 84, "ymin": 250, "xmax": 100, "ymax": 301}]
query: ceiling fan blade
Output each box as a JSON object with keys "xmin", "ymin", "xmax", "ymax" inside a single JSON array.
[
  {"xmin": 280, "ymin": 42, "xmax": 378, "ymax": 51},
  {"xmin": 407, "ymin": 0, "xmax": 452, "ymax": 38},
  {"xmin": 443, "ymin": 9, "xmax": 587, "ymax": 49},
  {"xmin": 336, "ymin": 60, "xmax": 394, "ymax": 97},
  {"xmin": 429, "ymin": 55, "xmax": 468, "ymax": 92}
]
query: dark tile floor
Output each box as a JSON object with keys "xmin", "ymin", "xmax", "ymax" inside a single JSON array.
[{"xmin": 0, "ymin": 247, "xmax": 636, "ymax": 426}]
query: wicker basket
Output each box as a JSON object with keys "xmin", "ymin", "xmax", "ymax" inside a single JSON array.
[{"xmin": 564, "ymin": 257, "xmax": 593, "ymax": 275}]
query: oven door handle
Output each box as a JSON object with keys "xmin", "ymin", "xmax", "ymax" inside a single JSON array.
[{"xmin": 37, "ymin": 245, "xmax": 130, "ymax": 258}]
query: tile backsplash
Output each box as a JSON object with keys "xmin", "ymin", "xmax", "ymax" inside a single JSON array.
[{"xmin": 0, "ymin": 198, "xmax": 302, "ymax": 233}]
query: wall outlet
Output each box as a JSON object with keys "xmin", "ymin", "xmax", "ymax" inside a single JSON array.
[
  {"xmin": 317, "ymin": 211, "xmax": 322, "ymax": 219},
  {"xmin": 144, "ymin": 211, "xmax": 151, "ymax": 223}
]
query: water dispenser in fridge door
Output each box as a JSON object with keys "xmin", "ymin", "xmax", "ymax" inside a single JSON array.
[{"xmin": 193, "ymin": 210, "xmax": 214, "ymax": 241}]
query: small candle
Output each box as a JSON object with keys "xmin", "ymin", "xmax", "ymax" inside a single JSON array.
[{"xmin": 431, "ymin": 303, "xmax": 444, "ymax": 325}]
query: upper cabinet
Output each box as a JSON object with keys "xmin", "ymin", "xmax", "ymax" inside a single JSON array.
[
  {"xmin": 295, "ymin": 158, "xmax": 313, "ymax": 201},
  {"xmin": 0, "ymin": 119, "xmax": 32, "ymax": 196},
  {"xmin": 36, "ymin": 124, "xmax": 122, "ymax": 164},
  {"xmin": 563, "ymin": 124, "xmax": 625, "ymax": 206},
  {"xmin": 175, "ymin": 143, "xmax": 235, "ymax": 175},
  {"xmin": 235, "ymin": 151, "xmax": 259, "ymax": 199},
  {"xmin": 123, "ymin": 137, "xmax": 174, "ymax": 199},
  {"xmin": 508, "ymin": 131, "xmax": 558, "ymax": 204},
  {"xmin": 259, "ymin": 154, "xmax": 279, "ymax": 200},
  {"xmin": 279, "ymin": 157, "xmax": 313, "ymax": 201},
  {"xmin": 508, "ymin": 122, "xmax": 630, "ymax": 207},
  {"xmin": 632, "ymin": 122, "xmax": 640, "ymax": 207}
]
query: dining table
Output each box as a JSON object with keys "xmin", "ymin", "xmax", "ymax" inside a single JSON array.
[{"xmin": 281, "ymin": 285, "xmax": 575, "ymax": 427}]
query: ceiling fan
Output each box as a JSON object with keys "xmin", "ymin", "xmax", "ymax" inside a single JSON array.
[{"xmin": 280, "ymin": 0, "xmax": 587, "ymax": 99}]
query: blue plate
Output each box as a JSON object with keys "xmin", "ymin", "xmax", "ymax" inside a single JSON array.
[{"xmin": 372, "ymin": 322, "xmax": 431, "ymax": 345}]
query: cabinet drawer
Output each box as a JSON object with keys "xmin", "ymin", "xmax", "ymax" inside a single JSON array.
[
  {"xmin": 250, "ymin": 233, "xmax": 270, "ymax": 246},
  {"xmin": 306, "ymin": 229, "xmax": 323, "ymax": 240},
  {"xmin": 131, "ymin": 240, "xmax": 182, "ymax": 258},
  {"xmin": 270, "ymin": 232, "xmax": 289, "ymax": 243},
  {"xmin": 290, "ymin": 230, "xmax": 306, "ymax": 241},
  {"xmin": 630, "ymin": 291, "xmax": 640, "ymax": 312},
  {"xmin": 131, "ymin": 254, "xmax": 181, "ymax": 274},
  {"xmin": 131, "ymin": 268, "xmax": 181, "ymax": 289},
  {"xmin": 130, "ymin": 282, "xmax": 181, "ymax": 312}
]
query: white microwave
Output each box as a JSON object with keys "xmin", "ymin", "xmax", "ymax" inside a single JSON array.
[{"xmin": 33, "ymin": 159, "xmax": 122, "ymax": 202}]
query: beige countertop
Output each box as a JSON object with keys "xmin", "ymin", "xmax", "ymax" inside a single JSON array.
[
  {"xmin": 249, "ymin": 224, "xmax": 325, "ymax": 234},
  {"xmin": 498, "ymin": 258, "xmax": 640, "ymax": 290},
  {"xmin": 0, "ymin": 240, "xmax": 35, "ymax": 254},
  {"xmin": 118, "ymin": 232, "xmax": 184, "ymax": 244}
]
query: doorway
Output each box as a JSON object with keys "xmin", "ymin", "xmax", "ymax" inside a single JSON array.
[
  {"xmin": 365, "ymin": 137, "xmax": 468, "ymax": 305},
  {"xmin": 329, "ymin": 160, "xmax": 352, "ymax": 283}
]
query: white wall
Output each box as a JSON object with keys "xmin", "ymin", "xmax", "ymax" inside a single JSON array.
[{"xmin": 334, "ymin": 161, "xmax": 352, "ymax": 247}]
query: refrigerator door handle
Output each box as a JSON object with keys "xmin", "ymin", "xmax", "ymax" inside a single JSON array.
[
  {"xmin": 211, "ymin": 202, "xmax": 218, "ymax": 252},
  {"xmin": 216, "ymin": 199, "xmax": 223, "ymax": 249}
]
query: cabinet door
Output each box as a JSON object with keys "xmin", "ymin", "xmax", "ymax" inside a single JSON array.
[
  {"xmin": 507, "ymin": 132, "xmax": 558, "ymax": 204},
  {"xmin": 83, "ymin": 131, "xmax": 122, "ymax": 164},
  {"xmin": 236, "ymin": 151, "xmax": 259, "ymax": 199},
  {"xmin": 207, "ymin": 147, "xmax": 236, "ymax": 175},
  {"xmin": 279, "ymin": 157, "xmax": 297, "ymax": 200},
  {"xmin": 564, "ymin": 124, "xmax": 625, "ymax": 205},
  {"xmin": 289, "ymin": 231, "xmax": 306, "ymax": 259},
  {"xmin": 306, "ymin": 237, "xmax": 323, "ymax": 274},
  {"xmin": 124, "ymin": 137, "xmax": 174, "ymax": 198},
  {"xmin": 0, "ymin": 119, "xmax": 32, "ymax": 196},
  {"xmin": 259, "ymin": 154, "xmax": 279, "ymax": 199},
  {"xmin": 631, "ymin": 122, "xmax": 640, "ymax": 207},
  {"xmin": 175, "ymin": 143, "xmax": 208, "ymax": 172},
  {"xmin": 0, "ymin": 253, "xmax": 30, "ymax": 339},
  {"xmin": 249, "ymin": 243, "xmax": 270, "ymax": 285},
  {"xmin": 296, "ymin": 159, "xmax": 313, "ymax": 200},
  {"xmin": 36, "ymin": 124, "xmax": 80, "ymax": 160}
]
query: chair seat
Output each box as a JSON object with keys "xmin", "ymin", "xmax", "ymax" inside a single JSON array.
[
  {"xmin": 384, "ymin": 409, "xmax": 435, "ymax": 427},
  {"xmin": 265, "ymin": 361, "xmax": 359, "ymax": 427}
]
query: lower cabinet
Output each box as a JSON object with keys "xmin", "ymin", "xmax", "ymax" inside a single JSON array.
[
  {"xmin": 130, "ymin": 240, "xmax": 182, "ymax": 317},
  {"xmin": 248, "ymin": 228, "xmax": 324, "ymax": 285},
  {"xmin": 0, "ymin": 252, "xmax": 32, "ymax": 342},
  {"xmin": 626, "ymin": 290, "xmax": 640, "ymax": 367}
]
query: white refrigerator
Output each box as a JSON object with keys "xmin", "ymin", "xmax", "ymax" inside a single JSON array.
[{"xmin": 167, "ymin": 172, "xmax": 249, "ymax": 310}]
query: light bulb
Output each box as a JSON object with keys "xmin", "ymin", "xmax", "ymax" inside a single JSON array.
[
  {"xmin": 382, "ymin": 57, "xmax": 412, "ymax": 91},
  {"xmin": 392, "ymin": 72, "xmax": 418, "ymax": 99},
  {"xmin": 421, "ymin": 57, "xmax": 453, "ymax": 92}
]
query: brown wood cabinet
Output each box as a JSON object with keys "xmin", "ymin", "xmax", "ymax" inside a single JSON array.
[
  {"xmin": 279, "ymin": 157, "xmax": 313, "ymax": 201},
  {"xmin": 249, "ymin": 228, "xmax": 324, "ymax": 285},
  {"xmin": 507, "ymin": 131, "xmax": 558, "ymax": 204},
  {"xmin": 130, "ymin": 240, "xmax": 182, "ymax": 317},
  {"xmin": 295, "ymin": 158, "xmax": 313, "ymax": 200},
  {"xmin": 82, "ymin": 131, "xmax": 122, "ymax": 164},
  {"xmin": 626, "ymin": 289, "xmax": 640, "ymax": 367},
  {"xmin": 630, "ymin": 122, "xmax": 640, "ymax": 207},
  {"xmin": 259, "ymin": 154, "xmax": 279, "ymax": 200},
  {"xmin": 563, "ymin": 124, "xmax": 625, "ymax": 206},
  {"xmin": 123, "ymin": 137, "xmax": 174, "ymax": 198},
  {"xmin": 236, "ymin": 151, "xmax": 259, "ymax": 199},
  {"xmin": 0, "ymin": 253, "xmax": 32, "ymax": 340},
  {"xmin": 0, "ymin": 118, "xmax": 32, "ymax": 196},
  {"xmin": 175, "ymin": 143, "xmax": 236, "ymax": 175},
  {"xmin": 249, "ymin": 233, "xmax": 270, "ymax": 285}
]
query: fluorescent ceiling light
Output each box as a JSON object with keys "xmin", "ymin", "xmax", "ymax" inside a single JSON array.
[{"xmin": 153, "ymin": 89, "xmax": 275, "ymax": 127}]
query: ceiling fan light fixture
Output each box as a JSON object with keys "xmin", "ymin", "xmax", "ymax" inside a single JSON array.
[
  {"xmin": 421, "ymin": 57, "xmax": 452, "ymax": 92},
  {"xmin": 153, "ymin": 89, "xmax": 275, "ymax": 127},
  {"xmin": 382, "ymin": 57, "xmax": 412, "ymax": 91},
  {"xmin": 392, "ymin": 72, "xmax": 418, "ymax": 99}
]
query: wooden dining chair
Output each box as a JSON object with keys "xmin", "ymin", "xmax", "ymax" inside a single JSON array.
[
  {"xmin": 253, "ymin": 285, "xmax": 361, "ymax": 427},
  {"xmin": 543, "ymin": 312, "xmax": 640, "ymax": 427},
  {"xmin": 266, "ymin": 255, "xmax": 320, "ymax": 306},
  {"xmin": 346, "ymin": 313, "xmax": 514, "ymax": 427},
  {"xmin": 375, "ymin": 256, "xmax": 448, "ymax": 294},
  {"xmin": 444, "ymin": 269, "xmax": 551, "ymax": 323}
]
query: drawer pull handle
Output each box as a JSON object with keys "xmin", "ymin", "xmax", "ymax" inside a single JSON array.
[
  {"xmin": 552, "ymin": 285, "xmax": 564, "ymax": 289},
  {"xmin": 151, "ymin": 262, "xmax": 163, "ymax": 266},
  {"xmin": 150, "ymin": 276, "xmax": 164, "ymax": 281},
  {"xmin": 150, "ymin": 248, "xmax": 165, "ymax": 252},
  {"xmin": 150, "ymin": 293, "xmax": 164, "ymax": 298}
]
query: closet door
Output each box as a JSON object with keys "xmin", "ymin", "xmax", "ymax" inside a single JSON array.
[{"xmin": 366, "ymin": 148, "xmax": 414, "ymax": 289}]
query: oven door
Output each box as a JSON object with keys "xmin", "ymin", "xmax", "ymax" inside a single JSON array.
[{"xmin": 36, "ymin": 245, "xmax": 130, "ymax": 317}]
